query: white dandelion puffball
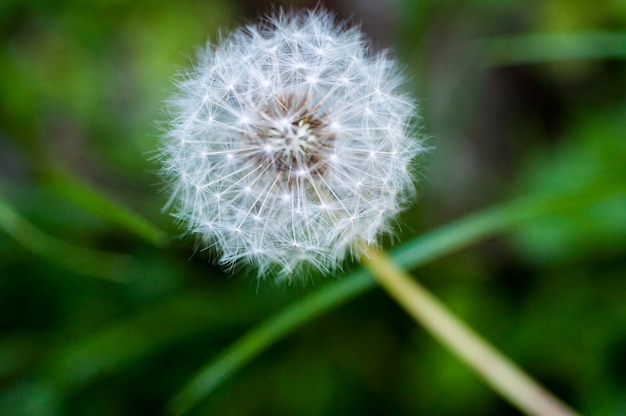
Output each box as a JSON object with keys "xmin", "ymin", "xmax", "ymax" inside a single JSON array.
[{"xmin": 160, "ymin": 10, "xmax": 424, "ymax": 280}]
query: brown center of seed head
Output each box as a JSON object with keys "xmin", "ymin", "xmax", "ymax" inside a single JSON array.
[{"xmin": 245, "ymin": 95, "xmax": 335, "ymax": 177}]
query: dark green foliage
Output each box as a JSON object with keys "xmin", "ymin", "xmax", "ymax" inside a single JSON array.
[{"xmin": 0, "ymin": 0, "xmax": 625, "ymax": 415}]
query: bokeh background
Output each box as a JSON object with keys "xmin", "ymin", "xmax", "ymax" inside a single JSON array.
[{"xmin": 1, "ymin": 0, "xmax": 625, "ymax": 415}]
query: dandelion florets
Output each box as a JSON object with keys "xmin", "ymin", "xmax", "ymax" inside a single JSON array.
[{"xmin": 159, "ymin": 10, "xmax": 424, "ymax": 281}]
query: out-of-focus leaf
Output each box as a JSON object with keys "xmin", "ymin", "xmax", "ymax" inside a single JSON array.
[{"xmin": 511, "ymin": 108, "xmax": 626, "ymax": 264}]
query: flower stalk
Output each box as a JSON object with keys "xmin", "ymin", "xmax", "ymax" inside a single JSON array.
[{"xmin": 361, "ymin": 245, "xmax": 580, "ymax": 416}]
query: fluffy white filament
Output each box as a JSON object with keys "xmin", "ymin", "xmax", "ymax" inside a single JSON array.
[{"xmin": 159, "ymin": 10, "xmax": 423, "ymax": 281}]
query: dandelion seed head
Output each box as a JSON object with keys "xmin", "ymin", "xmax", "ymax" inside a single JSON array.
[{"xmin": 159, "ymin": 9, "xmax": 425, "ymax": 281}]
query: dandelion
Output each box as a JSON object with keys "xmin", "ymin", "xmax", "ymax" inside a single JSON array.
[{"xmin": 159, "ymin": 9, "xmax": 423, "ymax": 281}]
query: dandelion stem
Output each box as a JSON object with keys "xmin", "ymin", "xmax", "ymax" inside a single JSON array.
[{"xmin": 361, "ymin": 246, "xmax": 580, "ymax": 416}]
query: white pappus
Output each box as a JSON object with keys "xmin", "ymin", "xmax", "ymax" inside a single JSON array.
[{"xmin": 159, "ymin": 9, "xmax": 424, "ymax": 281}]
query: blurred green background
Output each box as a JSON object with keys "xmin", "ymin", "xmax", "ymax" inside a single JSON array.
[{"xmin": 1, "ymin": 0, "xmax": 625, "ymax": 415}]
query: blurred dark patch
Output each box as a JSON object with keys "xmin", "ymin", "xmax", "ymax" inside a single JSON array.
[
  {"xmin": 0, "ymin": 265, "xmax": 62, "ymax": 332},
  {"xmin": 606, "ymin": 334, "xmax": 626, "ymax": 387},
  {"xmin": 483, "ymin": 239, "xmax": 537, "ymax": 307},
  {"xmin": 0, "ymin": 131, "xmax": 29, "ymax": 183}
]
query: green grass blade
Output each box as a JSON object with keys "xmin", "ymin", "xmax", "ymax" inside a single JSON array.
[
  {"xmin": 0, "ymin": 194, "xmax": 137, "ymax": 283},
  {"xmin": 44, "ymin": 170, "xmax": 169, "ymax": 247},
  {"xmin": 168, "ymin": 183, "xmax": 623, "ymax": 415},
  {"xmin": 0, "ymin": 295, "xmax": 256, "ymax": 416},
  {"xmin": 167, "ymin": 191, "xmax": 578, "ymax": 415},
  {"xmin": 482, "ymin": 32, "xmax": 626, "ymax": 67},
  {"xmin": 39, "ymin": 294, "xmax": 254, "ymax": 394},
  {"xmin": 168, "ymin": 269, "xmax": 374, "ymax": 415}
]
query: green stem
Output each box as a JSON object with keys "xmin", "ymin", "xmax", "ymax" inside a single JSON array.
[{"xmin": 362, "ymin": 246, "xmax": 579, "ymax": 416}]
